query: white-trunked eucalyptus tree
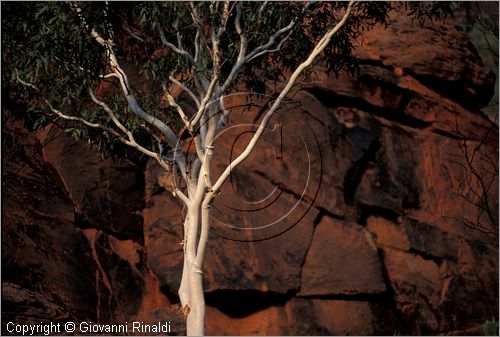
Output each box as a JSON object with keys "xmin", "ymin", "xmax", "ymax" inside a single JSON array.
[{"xmin": 2, "ymin": 1, "xmax": 454, "ymax": 334}]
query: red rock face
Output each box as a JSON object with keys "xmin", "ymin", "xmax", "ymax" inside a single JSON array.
[
  {"xmin": 2, "ymin": 112, "xmax": 187, "ymax": 335},
  {"xmin": 299, "ymin": 218, "xmax": 386, "ymax": 296},
  {"xmin": 2, "ymin": 9, "xmax": 498, "ymax": 337}
]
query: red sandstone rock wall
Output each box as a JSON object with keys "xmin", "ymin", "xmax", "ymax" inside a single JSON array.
[{"xmin": 2, "ymin": 10, "xmax": 498, "ymax": 336}]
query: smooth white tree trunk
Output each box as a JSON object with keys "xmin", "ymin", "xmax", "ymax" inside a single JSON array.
[{"xmin": 39, "ymin": 2, "xmax": 355, "ymax": 336}]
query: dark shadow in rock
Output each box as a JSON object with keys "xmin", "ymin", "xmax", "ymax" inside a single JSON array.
[{"xmin": 205, "ymin": 289, "xmax": 289, "ymax": 318}]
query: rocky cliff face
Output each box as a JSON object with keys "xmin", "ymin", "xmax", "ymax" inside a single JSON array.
[{"xmin": 2, "ymin": 10, "xmax": 498, "ymax": 336}]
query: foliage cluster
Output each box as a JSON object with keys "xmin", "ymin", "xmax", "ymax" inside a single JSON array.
[{"xmin": 2, "ymin": 1, "xmax": 453, "ymax": 158}]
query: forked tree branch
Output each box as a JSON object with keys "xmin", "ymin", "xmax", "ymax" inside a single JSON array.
[
  {"xmin": 153, "ymin": 2, "xmax": 195, "ymax": 66},
  {"xmin": 168, "ymin": 75, "xmax": 201, "ymax": 108},
  {"xmin": 217, "ymin": 1, "xmax": 315, "ymax": 95},
  {"xmin": 165, "ymin": 91, "xmax": 190, "ymax": 126},
  {"xmin": 216, "ymin": 2, "xmax": 247, "ymax": 95},
  {"xmin": 88, "ymin": 88, "xmax": 190, "ymax": 205},
  {"xmin": 71, "ymin": 3, "xmax": 190, "ymax": 183},
  {"xmin": 46, "ymin": 100, "xmax": 125, "ymax": 141},
  {"xmin": 16, "ymin": 66, "xmax": 191, "ymax": 205},
  {"xmin": 16, "ymin": 70, "xmax": 123, "ymax": 140},
  {"xmin": 209, "ymin": 0, "xmax": 355, "ymax": 196},
  {"xmin": 189, "ymin": 76, "xmax": 219, "ymax": 131},
  {"xmin": 192, "ymin": 1, "xmax": 356, "ymax": 280}
]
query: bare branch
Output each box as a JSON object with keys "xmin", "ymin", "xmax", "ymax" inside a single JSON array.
[
  {"xmin": 193, "ymin": 135, "xmax": 205, "ymax": 162},
  {"xmin": 158, "ymin": 26, "xmax": 195, "ymax": 65},
  {"xmin": 174, "ymin": 18, "xmax": 184, "ymax": 52},
  {"xmin": 217, "ymin": 2, "xmax": 247, "ymax": 95},
  {"xmin": 152, "ymin": 3, "xmax": 196, "ymax": 65},
  {"xmin": 14, "ymin": 71, "xmax": 124, "ymax": 142},
  {"xmin": 178, "ymin": 248, "xmax": 191, "ymax": 308},
  {"xmin": 195, "ymin": 189, "xmax": 213, "ymax": 269},
  {"xmin": 15, "ymin": 70, "xmax": 174, "ymax": 176},
  {"xmin": 100, "ymin": 73, "xmax": 120, "ymax": 79},
  {"xmin": 48, "ymin": 97, "xmax": 186, "ymax": 195},
  {"xmin": 190, "ymin": 157, "xmax": 202, "ymax": 182},
  {"xmin": 194, "ymin": 29, "xmax": 201, "ymax": 64},
  {"xmin": 173, "ymin": 185, "xmax": 190, "ymax": 206},
  {"xmin": 67, "ymin": 2, "xmax": 192, "ymax": 191},
  {"xmin": 217, "ymin": 1, "xmax": 234, "ymax": 39},
  {"xmin": 87, "ymin": 89, "xmax": 191, "ymax": 207},
  {"xmin": 120, "ymin": 17, "xmax": 145, "ymax": 43},
  {"xmin": 257, "ymin": 1, "xmax": 269, "ymax": 21},
  {"xmin": 189, "ymin": 1, "xmax": 213, "ymax": 67},
  {"xmin": 81, "ymin": 16, "xmax": 188, "ymax": 180},
  {"xmin": 88, "ymin": 88, "xmax": 129, "ymax": 135},
  {"xmin": 165, "ymin": 91, "xmax": 190, "ymax": 126},
  {"xmin": 218, "ymin": 1, "xmax": 316, "ymax": 95},
  {"xmin": 168, "ymin": 75, "xmax": 201, "ymax": 108},
  {"xmin": 45, "ymin": 100, "xmax": 121, "ymax": 138},
  {"xmin": 247, "ymin": 28, "xmax": 295, "ymax": 62},
  {"xmin": 246, "ymin": 20, "xmax": 296, "ymax": 60},
  {"xmin": 189, "ymin": 76, "xmax": 219, "ymax": 129},
  {"xmin": 15, "ymin": 69, "xmax": 38, "ymax": 91},
  {"xmin": 210, "ymin": 26, "xmax": 221, "ymax": 73},
  {"xmin": 211, "ymin": 0, "xmax": 355, "ymax": 195},
  {"xmin": 216, "ymin": 93, "xmax": 230, "ymax": 130}
]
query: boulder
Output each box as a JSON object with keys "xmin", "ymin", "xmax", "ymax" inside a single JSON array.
[{"xmin": 300, "ymin": 216, "xmax": 386, "ymax": 296}]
